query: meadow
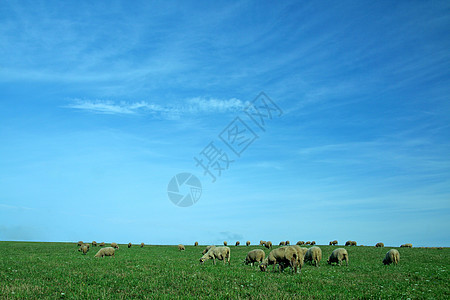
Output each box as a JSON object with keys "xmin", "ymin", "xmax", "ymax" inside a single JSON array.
[{"xmin": 0, "ymin": 241, "xmax": 448, "ymax": 299}]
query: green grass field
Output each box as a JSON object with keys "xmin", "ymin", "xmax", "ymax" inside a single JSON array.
[{"xmin": 0, "ymin": 242, "xmax": 448, "ymax": 299}]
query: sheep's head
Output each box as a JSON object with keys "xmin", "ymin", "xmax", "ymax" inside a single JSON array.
[
  {"xmin": 199, "ymin": 258, "xmax": 206, "ymax": 264},
  {"xmin": 259, "ymin": 263, "xmax": 267, "ymax": 272}
]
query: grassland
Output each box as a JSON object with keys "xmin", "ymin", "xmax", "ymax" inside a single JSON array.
[{"xmin": 0, "ymin": 241, "xmax": 448, "ymax": 299}]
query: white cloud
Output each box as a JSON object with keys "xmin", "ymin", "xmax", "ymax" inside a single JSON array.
[{"xmin": 64, "ymin": 97, "xmax": 249, "ymax": 118}]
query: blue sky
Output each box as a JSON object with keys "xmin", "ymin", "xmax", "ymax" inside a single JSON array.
[{"xmin": 1, "ymin": 1, "xmax": 449, "ymax": 247}]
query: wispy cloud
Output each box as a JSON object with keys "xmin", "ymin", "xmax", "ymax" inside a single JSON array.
[{"xmin": 64, "ymin": 97, "xmax": 249, "ymax": 118}]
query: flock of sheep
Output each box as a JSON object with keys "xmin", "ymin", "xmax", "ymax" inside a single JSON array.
[{"xmin": 76, "ymin": 239, "xmax": 403, "ymax": 272}]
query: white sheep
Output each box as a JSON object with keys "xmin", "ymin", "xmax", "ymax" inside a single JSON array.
[
  {"xmin": 246, "ymin": 241, "xmax": 250, "ymax": 246},
  {"xmin": 400, "ymin": 243, "xmax": 412, "ymax": 248},
  {"xmin": 260, "ymin": 246, "xmax": 301, "ymax": 273},
  {"xmin": 94, "ymin": 247, "xmax": 115, "ymax": 258},
  {"xmin": 265, "ymin": 241, "xmax": 272, "ymax": 249},
  {"xmin": 200, "ymin": 246, "xmax": 230, "ymax": 265},
  {"xmin": 194, "ymin": 241, "xmax": 198, "ymax": 246},
  {"xmin": 375, "ymin": 242, "xmax": 384, "ymax": 247},
  {"xmin": 78, "ymin": 245, "xmax": 89, "ymax": 255},
  {"xmin": 327, "ymin": 248, "xmax": 349, "ymax": 266},
  {"xmin": 383, "ymin": 249, "xmax": 400, "ymax": 265},
  {"xmin": 140, "ymin": 242, "xmax": 144, "ymax": 248},
  {"xmin": 111, "ymin": 242, "xmax": 119, "ymax": 249},
  {"xmin": 235, "ymin": 241, "xmax": 240, "ymax": 246},
  {"xmin": 244, "ymin": 249, "xmax": 265, "ymax": 266},
  {"xmin": 304, "ymin": 246, "xmax": 322, "ymax": 266},
  {"xmin": 178, "ymin": 244, "xmax": 185, "ymax": 251}
]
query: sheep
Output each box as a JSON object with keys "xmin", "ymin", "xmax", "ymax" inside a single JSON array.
[
  {"xmin": 289, "ymin": 245, "xmax": 306, "ymax": 272},
  {"xmin": 99, "ymin": 242, "xmax": 105, "ymax": 247},
  {"xmin": 78, "ymin": 245, "xmax": 89, "ymax": 255},
  {"xmin": 260, "ymin": 240, "xmax": 266, "ymax": 246},
  {"xmin": 141, "ymin": 242, "xmax": 144, "ymax": 248},
  {"xmin": 327, "ymin": 248, "xmax": 349, "ymax": 266},
  {"xmin": 244, "ymin": 249, "xmax": 265, "ymax": 266},
  {"xmin": 95, "ymin": 247, "xmax": 115, "ymax": 258},
  {"xmin": 305, "ymin": 241, "xmax": 311, "ymax": 245},
  {"xmin": 202, "ymin": 245, "xmax": 216, "ymax": 255},
  {"xmin": 77, "ymin": 241, "xmax": 83, "ymax": 247},
  {"xmin": 128, "ymin": 243, "xmax": 132, "ymax": 248},
  {"xmin": 279, "ymin": 241, "xmax": 285, "ymax": 246},
  {"xmin": 351, "ymin": 241, "xmax": 357, "ymax": 246},
  {"xmin": 194, "ymin": 241, "xmax": 198, "ymax": 246},
  {"xmin": 111, "ymin": 242, "xmax": 119, "ymax": 249},
  {"xmin": 383, "ymin": 249, "xmax": 400, "ymax": 265},
  {"xmin": 223, "ymin": 241, "xmax": 228, "ymax": 246},
  {"xmin": 178, "ymin": 244, "xmax": 185, "ymax": 251},
  {"xmin": 265, "ymin": 241, "xmax": 272, "ymax": 249},
  {"xmin": 311, "ymin": 241, "xmax": 316, "ymax": 245},
  {"xmin": 260, "ymin": 246, "xmax": 301, "ymax": 273},
  {"xmin": 345, "ymin": 240, "xmax": 352, "ymax": 246},
  {"xmin": 296, "ymin": 241, "xmax": 305, "ymax": 245},
  {"xmin": 285, "ymin": 240, "xmax": 290, "ymax": 245},
  {"xmin": 246, "ymin": 241, "xmax": 250, "ymax": 246},
  {"xmin": 329, "ymin": 240, "xmax": 338, "ymax": 246},
  {"xmin": 235, "ymin": 241, "xmax": 240, "ymax": 246},
  {"xmin": 375, "ymin": 242, "xmax": 384, "ymax": 248},
  {"xmin": 304, "ymin": 246, "xmax": 322, "ymax": 267},
  {"xmin": 83, "ymin": 243, "xmax": 90, "ymax": 249},
  {"xmin": 92, "ymin": 241, "xmax": 97, "ymax": 247},
  {"xmin": 199, "ymin": 246, "xmax": 230, "ymax": 265},
  {"xmin": 400, "ymin": 243, "xmax": 412, "ymax": 248}
]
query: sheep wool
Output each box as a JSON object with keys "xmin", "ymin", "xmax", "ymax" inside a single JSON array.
[
  {"xmin": 327, "ymin": 248, "xmax": 349, "ymax": 266},
  {"xmin": 383, "ymin": 249, "xmax": 400, "ymax": 265},
  {"xmin": 95, "ymin": 247, "xmax": 115, "ymax": 258}
]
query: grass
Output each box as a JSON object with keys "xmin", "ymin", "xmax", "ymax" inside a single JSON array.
[{"xmin": 0, "ymin": 242, "xmax": 448, "ymax": 299}]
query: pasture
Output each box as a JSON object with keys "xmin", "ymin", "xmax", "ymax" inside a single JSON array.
[{"xmin": 0, "ymin": 241, "xmax": 448, "ymax": 299}]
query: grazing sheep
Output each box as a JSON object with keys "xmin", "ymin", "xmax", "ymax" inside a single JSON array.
[
  {"xmin": 194, "ymin": 241, "xmax": 198, "ymax": 246},
  {"xmin": 329, "ymin": 240, "xmax": 338, "ymax": 246},
  {"xmin": 265, "ymin": 241, "xmax": 272, "ymax": 249},
  {"xmin": 178, "ymin": 244, "xmax": 185, "ymax": 251},
  {"xmin": 304, "ymin": 246, "xmax": 322, "ymax": 267},
  {"xmin": 94, "ymin": 247, "xmax": 115, "ymax": 258},
  {"xmin": 83, "ymin": 244, "xmax": 90, "ymax": 249},
  {"xmin": 400, "ymin": 243, "xmax": 413, "ymax": 248},
  {"xmin": 99, "ymin": 242, "xmax": 105, "ymax": 247},
  {"xmin": 244, "ymin": 249, "xmax": 265, "ymax": 266},
  {"xmin": 200, "ymin": 246, "xmax": 230, "ymax": 265},
  {"xmin": 351, "ymin": 241, "xmax": 357, "ymax": 246},
  {"xmin": 327, "ymin": 248, "xmax": 349, "ymax": 266},
  {"xmin": 246, "ymin": 241, "xmax": 250, "ymax": 246},
  {"xmin": 235, "ymin": 241, "xmax": 240, "ymax": 246},
  {"xmin": 260, "ymin": 240, "xmax": 266, "ymax": 246},
  {"xmin": 128, "ymin": 243, "xmax": 132, "ymax": 248},
  {"xmin": 77, "ymin": 241, "xmax": 83, "ymax": 247},
  {"xmin": 111, "ymin": 242, "xmax": 119, "ymax": 249},
  {"xmin": 140, "ymin": 243, "xmax": 144, "ymax": 248},
  {"xmin": 289, "ymin": 245, "xmax": 306, "ymax": 272},
  {"xmin": 305, "ymin": 241, "xmax": 311, "ymax": 245},
  {"xmin": 345, "ymin": 240, "xmax": 352, "ymax": 246},
  {"xmin": 279, "ymin": 241, "xmax": 285, "ymax": 246},
  {"xmin": 78, "ymin": 245, "xmax": 89, "ymax": 255},
  {"xmin": 285, "ymin": 240, "xmax": 290, "ymax": 245},
  {"xmin": 202, "ymin": 245, "xmax": 216, "ymax": 255},
  {"xmin": 92, "ymin": 241, "xmax": 97, "ymax": 247},
  {"xmin": 383, "ymin": 249, "xmax": 400, "ymax": 265},
  {"xmin": 375, "ymin": 242, "xmax": 384, "ymax": 248},
  {"xmin": 296, "ymin": 241, "xmax": 305, "ymax": 245},
  {"xmin": 260, "ymin": 246, "xmax": 301, "ymax": 273},
  {"xmin": 223, "ymin": 241, "xmax": 228, "ymax": 246},
  {"xmin": 311, "ymin": 241, "xmax": 316, "ymax": 245}
]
